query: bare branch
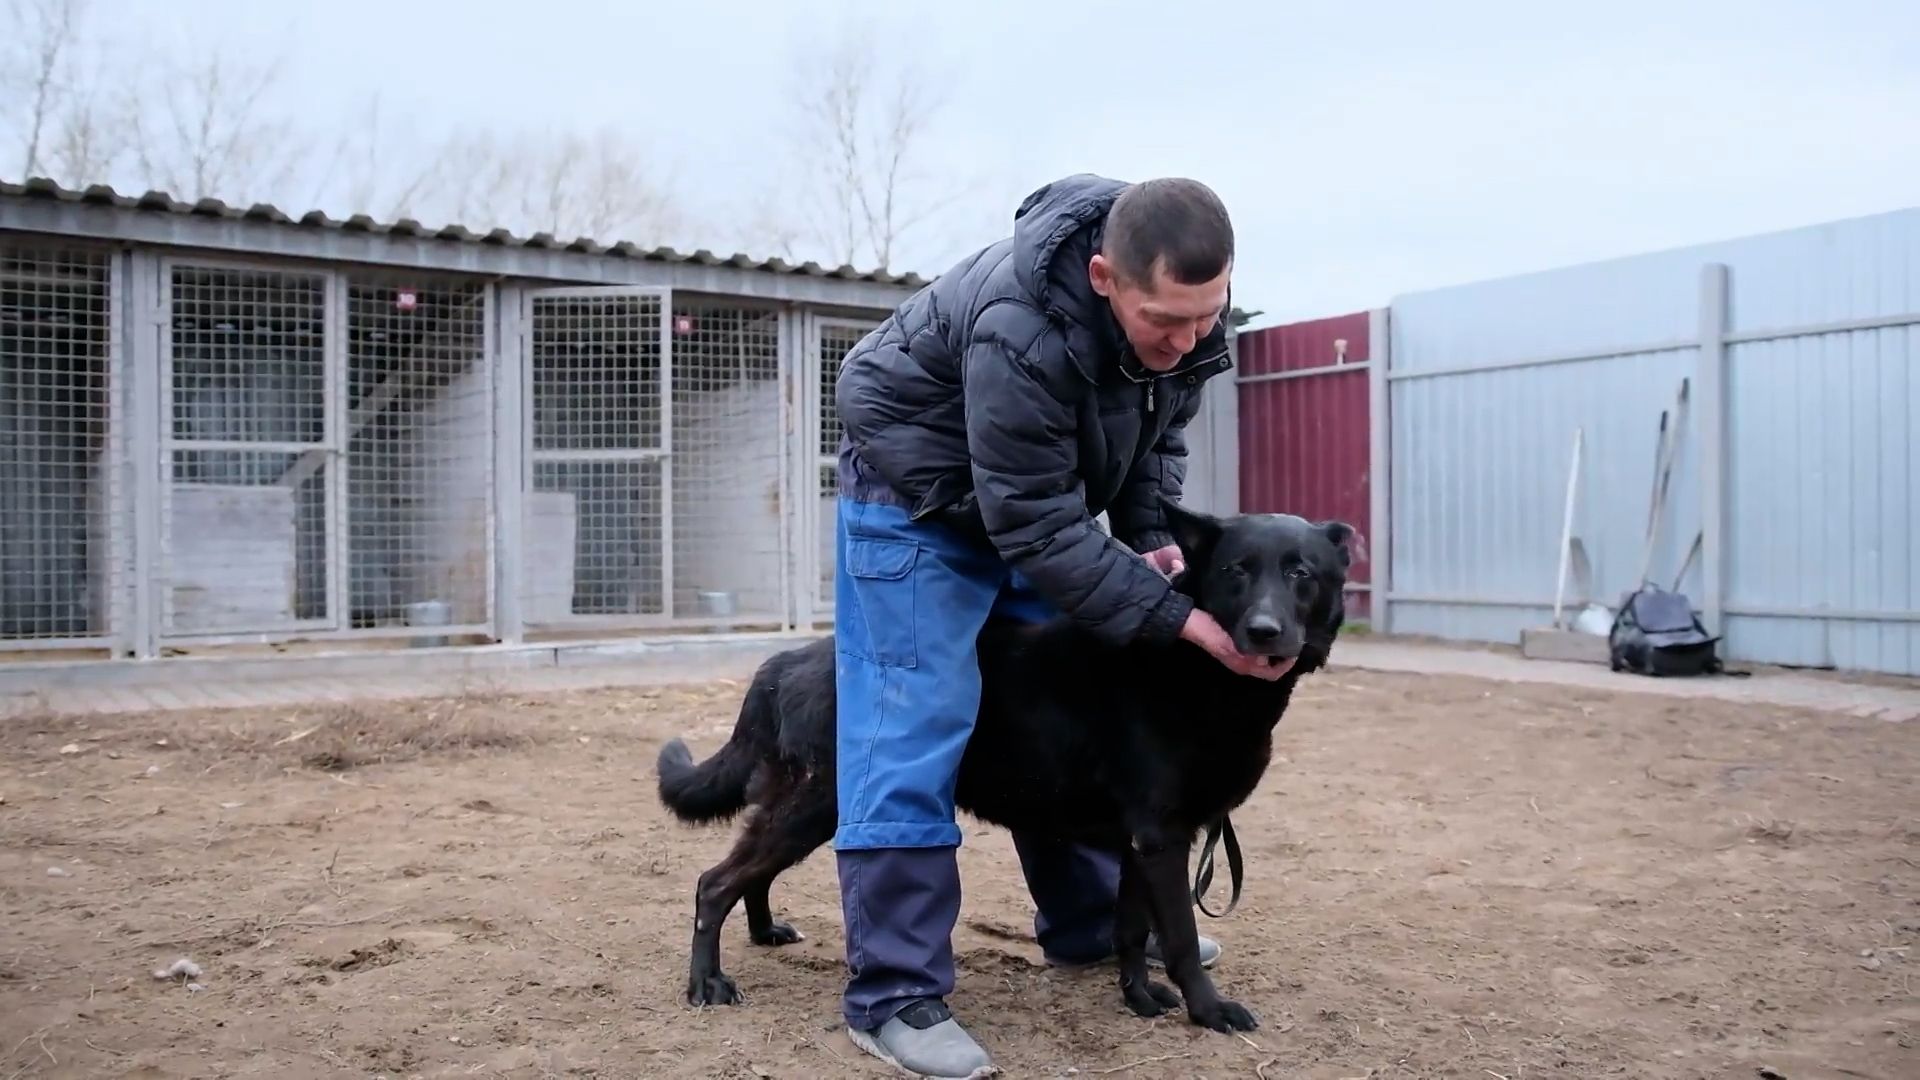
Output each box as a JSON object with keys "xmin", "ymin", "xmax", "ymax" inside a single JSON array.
[
  {"xmin": 3, "ymin": 0, "xmax": 85, "ymax": 178},
  {"xmin": 759, "ymin": 22, "xmax": 960, "ymax": 273},
  {"xmin": 123, "ymin": 42, "xmax": 306, "ymax": 204},
  {"xmin": 325, "ymin": 125, "xmax": 691, "ymax": 245}
]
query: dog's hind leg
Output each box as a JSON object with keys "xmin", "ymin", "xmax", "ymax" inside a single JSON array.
[
  {"xmin": 1114, "ymin": 852, "xmax": 1182, "ymax": 1019},
  {"xmin": 743, "ymin": 880, "xmax": 803, "ymax": 947},
  {"xmin": 686, "ymin": 783, "xmax": 836, "ymax": 1006}
]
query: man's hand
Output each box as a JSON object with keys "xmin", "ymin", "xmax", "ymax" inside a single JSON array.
[
  {"xmin": 1142, "ymin": 544, "xmax": 1186, "ymax": 579},
  {"xmin": 1179, "ymin": 610, "xmax": 1294, "ymax": 681}
]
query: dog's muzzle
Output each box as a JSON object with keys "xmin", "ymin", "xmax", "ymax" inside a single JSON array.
[{"xmin": 1238, "ymin": 614, "xmax": 1304, "ymax": 660}]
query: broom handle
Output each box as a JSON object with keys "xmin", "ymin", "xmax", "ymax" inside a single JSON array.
[{"xmin": 1553, "ymin": 427, "xmax": 1583, "ymax": 628}]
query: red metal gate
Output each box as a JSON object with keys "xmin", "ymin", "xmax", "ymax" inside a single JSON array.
[{"xmin": 1236, "ymin": 311, "xmax": 1376, "ymax": 619}]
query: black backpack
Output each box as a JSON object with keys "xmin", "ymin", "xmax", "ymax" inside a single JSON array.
[{"xmin": 1608, "ymin": 585, "xmax": 1743, "ymax": 678}]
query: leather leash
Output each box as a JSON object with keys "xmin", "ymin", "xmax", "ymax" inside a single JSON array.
[{"xmin": 1191, "ymin": 813, "xmax": 1244, "ymax": 918}]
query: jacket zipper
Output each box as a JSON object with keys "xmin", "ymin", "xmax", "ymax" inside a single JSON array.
[{"xmin": 1128, "ymin": 345, "xmax": 1229, "ymax": 414}]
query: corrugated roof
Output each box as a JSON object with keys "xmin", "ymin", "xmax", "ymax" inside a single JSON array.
[{"xmin": 0, "ymin": 176, "xmax": 931, "ymax": 288}]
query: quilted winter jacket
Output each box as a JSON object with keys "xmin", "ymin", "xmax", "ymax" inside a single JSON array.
[{"xmin": 833, "ymin": 173, "xmax": 1235, "ymax": 646}]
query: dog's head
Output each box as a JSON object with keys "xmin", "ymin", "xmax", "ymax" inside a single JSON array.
[{"xmin": 1160, "ymin": 497, "xmax": 1356, "ymax": 666}]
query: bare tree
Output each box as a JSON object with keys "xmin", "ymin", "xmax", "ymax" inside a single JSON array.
[
  {"xmin": 2, "ymin": 0, "xmax": 84, "ymax": 178},
  {"xmin": 124, "ymin": 45, "xmax": 305, "ymax": 204},
  {"xmin": 306, "ymin": 92, "xmax": 442, "ymax": 221},
  {"xmin": 315, "ymin": 118, "xmax": 693, "ymax": 245},
  {"xmin": 771, "ymin": 24, "xmax": 958, "ymax": 272}
]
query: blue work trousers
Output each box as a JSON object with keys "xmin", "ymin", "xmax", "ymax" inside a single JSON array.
[{"xmin": 832, "ymin": 496, "xmax": 1120, "ymax": 1030}]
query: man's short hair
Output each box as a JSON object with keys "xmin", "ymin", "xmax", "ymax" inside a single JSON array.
[{"xmin": 1103, "ymin": 178, "xmax": 1234, "ymax": 288}]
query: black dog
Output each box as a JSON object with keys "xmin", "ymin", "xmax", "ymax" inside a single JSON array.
[{"xmin": 655, "ymin": 498, "xmax": 1353, "ymax": 1033}]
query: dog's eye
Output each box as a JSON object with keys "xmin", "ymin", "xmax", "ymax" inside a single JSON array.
[
  {"xmin": 1286, "ymin": 565, "xmax": 1312, "ymax": 580},
  {"xmin": 1221, "ymin": 564, "xmax": 1249, "ymax": 579}
]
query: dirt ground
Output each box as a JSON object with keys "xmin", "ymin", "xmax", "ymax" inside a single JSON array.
[{"xmin": 1, "ymin": 665, "xmax": 1914, "ymax": 1080}]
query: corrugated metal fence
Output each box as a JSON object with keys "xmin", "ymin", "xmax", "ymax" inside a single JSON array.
[
  {"xmin": 1233, "ymin": 311, "xmax": 1379, "ymax": 620},
  {"xmin": 1383, "ymin": 208, "xmax": 1919, "ymax": 675},
  {"xmin": 1231, "ymin": 207, "xmax": 1917, "ymax": 675}
]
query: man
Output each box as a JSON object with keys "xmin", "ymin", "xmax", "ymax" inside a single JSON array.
[{"xmin": 831, "ymin": 173, "xmax": 1283, "ymax": 1078}]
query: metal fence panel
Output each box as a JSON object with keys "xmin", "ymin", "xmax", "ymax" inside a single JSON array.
[
  {"xmin": 0, "ymin": 239, "xmax": 116, "ymax": 648},
  {"xmin": 1387, "ymin": 346, "xmax": 1703, "ymax": 637},
  {"xmin": 161, "ymin": 260, "xmax": 336, "ymax": 637},
  {"xmin": 525, "ymin": 287, "xmax": 669, "ymax": 627},
  {"xmin": 1235, "ymin": 312, "xmax": 1375, "ymax": 618},
  {"xmin": 667, "ymin": 298, "xmax": 788, "ymax": 628},
  {"xmin": 344, "ymin": 273, "xmax": 493, "ymax": 637},
  {"xmin": 1384, "ymin": 206, "xmax": 1920, "ymax": 675},
  {"xmin": 1717, "ymin": 206, "xmax": 1920, "ymax": 675}
]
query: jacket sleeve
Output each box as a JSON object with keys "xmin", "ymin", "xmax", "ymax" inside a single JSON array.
[{"xmin": 964, "ymin": 309, "xmax": 1194, "ymax": 646}]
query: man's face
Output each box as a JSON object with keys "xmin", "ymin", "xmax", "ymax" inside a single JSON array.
[{"xmin": 1089, "ymin": 253, "xmax": 1231, "ymax": 372}]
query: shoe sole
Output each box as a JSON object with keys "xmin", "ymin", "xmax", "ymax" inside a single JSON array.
[{"xmin": 846, "ymin": 1025, "xmax": 999, "ymax": 1080}]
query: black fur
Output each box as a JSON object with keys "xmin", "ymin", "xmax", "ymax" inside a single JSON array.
[{"xmin": 655, "ymin": 498, "xmax": 1354, "ymax": 1032}]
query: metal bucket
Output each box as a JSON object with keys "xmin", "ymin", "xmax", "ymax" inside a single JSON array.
[
  {"xmin": 697, "ymin": 590, "xmax": 737, "ymax": 632},
  {"xmin": 406, "ymin": 599, "xmax": 452, "ymax": 648}
]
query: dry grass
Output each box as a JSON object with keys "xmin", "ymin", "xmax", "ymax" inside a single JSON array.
[
  {"xmin": 271, "ymin": 703, "xmax": 535, "ymax": 771},
  {"xmin": 0, "ymin": 693, "xmax": 551, "ymax": 773}
]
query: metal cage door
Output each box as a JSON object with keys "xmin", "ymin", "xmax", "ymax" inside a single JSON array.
[
  {"xmin": 157, "ymin": 257, "xmax": 344, "ymax": 640},
  {"xmin": 520, "ymin": 286, "xmax": 673, "ymax": 630}
]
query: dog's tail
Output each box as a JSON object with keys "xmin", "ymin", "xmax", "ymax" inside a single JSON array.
[{"xmin": 655, "ymin": 665, "xmax": 783, "ymax": 824}]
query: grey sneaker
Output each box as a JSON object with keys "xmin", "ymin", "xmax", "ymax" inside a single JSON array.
[
  {"xmin": 1046, "ymin": 933, "xmax": 1223, "ymax": 971},
  {"xmin": 1147, "ymin": 932, "xmax": 1222, "ymax": 970},
  {"xmin": 847, "ymin": 999, "xmax": 997, "ymax": 1079}
]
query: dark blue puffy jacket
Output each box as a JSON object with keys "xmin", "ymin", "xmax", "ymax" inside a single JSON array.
[{"xmin": 834, "ymin": 173, "xmax": 1235, "ymax": 646}]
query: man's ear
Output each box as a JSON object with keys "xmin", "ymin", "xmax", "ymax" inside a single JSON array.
[
  {"xmin": 1316, "ymin": 520, "xmax": 1363, "ymax": 567},
  {"xmin": 1159, "ymin": 495, "xmax": 1224, "ymax": 563}
]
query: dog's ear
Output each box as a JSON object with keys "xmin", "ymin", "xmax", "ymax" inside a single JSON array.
[
  {"xmin": 1316, "ymin": 520, "xmax": 1364, "ymax": 567},
  {"xmin": 1159, "ymin": 495, "xmax": 1224, "ymax": 562}
]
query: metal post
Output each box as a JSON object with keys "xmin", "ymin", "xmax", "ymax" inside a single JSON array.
[
  {"xmin": 324, "ymin": 269, "xmax": 349, "ymax": 634},
  {"xmin": 775, "ymin": 304, "xmax": 800, "ymax": 632},
  {"xmin": 1208, "ymin": 322, "xmax": 1242, "ymax": 514},
  {"xmin": 657, "ymin": 290, "xmax": 675, "ymax": 621},
  {"xmin": 1696, "ymin": 263, "xmax": 1730, "ymax": 636},
  {"xmin": 126, "ymin": 248, "xmax": 164, "ymax": 660},
  {"xmin": 490, "ymin": 281, "xmax": 525, "ymax": 645},
  {"xmin": 104, "ymin": 249, "xmax": 132, "ymax": 658},
  {"xmin": 1366, "ymin": 305, "xmax": 1393, "ymax": 634},
  {"xmin": 795, "ymin": 309, "xmax": 821, "ymax": 631}
]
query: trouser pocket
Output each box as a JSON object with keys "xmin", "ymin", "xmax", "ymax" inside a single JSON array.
[{"xmin": 836, "ymin": 536, "xmax": 920, "ymax": 668}]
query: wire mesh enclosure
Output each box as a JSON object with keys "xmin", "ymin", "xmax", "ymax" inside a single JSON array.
[
  {"xmin": 345, "ymin": 274, "xmax": 493, "ymax": 637},
  {"xmin": 811, "ymin": 317, "xmax": 878, "ymax": 616},
  {"xmin": 527, "ymin": 289, "xmax": 667, "ymax": 625},
  {"xmin": 162, "ymin": 262, "xmax": 334, "ymax": 636},
  {"xmin": 0, "ymin": 222, "xmax": 905, "ymax": 659},
  {"xmin": 0, "ymin": 240, "xmax": 116, "ymax": 646},
  {"xmin": 668, "ymin": 299, "xmax": 786, "ymax": 628}
]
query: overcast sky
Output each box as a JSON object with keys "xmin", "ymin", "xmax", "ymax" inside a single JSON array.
[{"xmin": 46, "ymin": 0, "xmax": 1920, "ymax": 326}]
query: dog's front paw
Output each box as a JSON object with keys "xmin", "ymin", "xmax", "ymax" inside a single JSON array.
[
  {"xmin": 1120, "ymin": 976, "xmax": 1181, "ymax": 1018},
  {"xmin": 1188, "ymin": 996, "xmax": 1259, "ymax": 1033},
  {"xmin": 750, "ymin": 921, "xmax": 804, "ymax": 947},
  {"xmin": 687, "ymin": 971, "xmax": 742, "ymax": 1007}
]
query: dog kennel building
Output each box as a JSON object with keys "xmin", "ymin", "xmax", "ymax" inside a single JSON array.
[{"xmin": 0, "ymin": 179, "xmax": 922, "ymax": 663}]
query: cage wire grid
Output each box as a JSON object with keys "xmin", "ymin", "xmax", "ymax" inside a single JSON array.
[
  {"xmin": 345, "ymin": 273, "xmax": 494, "ymax": 636},
  {"xmin": 667, "ymin": 298, "xmax": 786, "ymax": 626},
  {"xmin": 0, "ymin": 240, "xmax": 115, "ymax": 645},
  {"xmin": 527, "ymin": 289, "xmax": 668, "ymax": 624},
  {"xmin": 160, "ymin": 260, "xmax": 334, "ymax": 637},
  {"xmin": 1, "ymin": 252, "xmax": 894, "ymax": 650},
  {"xmin": 811, "ymin": 318, "xmax": 877, "ymax": 616}
]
